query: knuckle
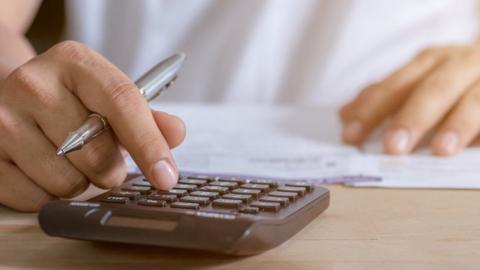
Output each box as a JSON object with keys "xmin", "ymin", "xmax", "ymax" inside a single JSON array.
[
  {"xmin": 82, "ymin": 141, "xmax": 125, "ymax": 188},
  {"xmin": 338, "ymin": 104, "xmax": 351, "ymax": 120},
  {"xmin": 92, "ymin": 164, "xmax": 126, "ymax": 189},
  {"xmin": 357, "ymin": 84, "xmax": 385, "ymax": 104},
  {"xmin": 51, "ymin": 165, "xmax": 88, "ymax": 198},
  {"xmin": 5, "ymin": 66, "xmax": 55, "ymax": 106},
  {"xmin": 49, "ymin": 40, "xmax": 91, "ymax": 63},
  {"xmin": 361, "ymin": 84, "xmax": 381, "ymax": 96},
  {"xmin": 82, "ymin": 141, "xmax": 115, "ymax": 174},
  {"xmin": 6, "ymin": 66, "xmax": 38, "ymax": 91},
  {"xmin": 0, "ymin": 107, "xmax": 21, "ymax": 137},
  {"xmin": 420, "ymin": 74, "xmax": 451, "ymax": 96},
  {"xmin": 107, "ymin": 82, "xmax": 142, "ymax": 110}
]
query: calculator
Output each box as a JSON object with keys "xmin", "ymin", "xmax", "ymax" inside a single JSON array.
[{"xmin": 38, "ymin": 173, "xmax": 329, "ymax": 255}]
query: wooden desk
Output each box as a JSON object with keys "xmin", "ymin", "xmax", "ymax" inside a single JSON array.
[{"xmin": 1, "ymin": 186, "xmax": 479, "ymax": 270}]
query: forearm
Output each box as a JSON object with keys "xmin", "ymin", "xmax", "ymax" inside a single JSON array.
[{"xmin": 0, "ymin": 22, "xmax": 36, "ymax": 79}]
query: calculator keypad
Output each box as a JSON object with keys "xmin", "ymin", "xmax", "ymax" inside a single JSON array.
[{"xmin": 101, "ymin": 175, "xmax": 315, "ymax": 216}]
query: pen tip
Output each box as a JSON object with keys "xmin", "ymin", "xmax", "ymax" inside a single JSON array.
[{"xmin": 56, "ymin": 149, "xmax": 65, "ymax": 156}]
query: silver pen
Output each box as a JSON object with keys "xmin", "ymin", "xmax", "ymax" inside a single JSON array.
[{"xmin": 56, "ymin": 53, "xmax": 186, "ymax": 156}]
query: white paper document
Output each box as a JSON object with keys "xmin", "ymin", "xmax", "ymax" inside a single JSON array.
[{"xmin": 126, "ymin": 102, "xmax": 480, "ymax": 189}]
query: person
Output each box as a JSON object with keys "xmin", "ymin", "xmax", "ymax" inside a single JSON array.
[{"xmin": 1, "ymin": 0, "xmax": 479, "ymax": 212}]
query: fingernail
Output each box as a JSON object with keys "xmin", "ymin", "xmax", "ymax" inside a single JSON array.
[
  {"xmin": 386, "ymin": 128, "xmax": 410, "ymax": 154},
  {"xmin": 343, "ymin": 120, "xmax": 364, "ymax": 143},
  {"xmin": 151, "ymin": 160, "xmax": 178, "ymax": 190},
  {"xmin": 436, "ymin": 131, "xmax": 460, "ymax": 155}
]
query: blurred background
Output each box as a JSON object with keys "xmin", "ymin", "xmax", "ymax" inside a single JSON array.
[
  {"xmin": 26, "ymin": 0, "xmax": 64, "ymax": 53},
  {"xmin": 24, "ymin": 0, "xmax": 479, "ymax": 106}
]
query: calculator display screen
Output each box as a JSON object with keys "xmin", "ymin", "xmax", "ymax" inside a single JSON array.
[{"xmin": 106, "ymin": 216, "xmax": 178, "ymax": 231}]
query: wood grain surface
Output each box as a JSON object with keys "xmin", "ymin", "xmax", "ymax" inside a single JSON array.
[{"xmin": 1, "ymin": 186, "xmax": 480, "ymax": 270}]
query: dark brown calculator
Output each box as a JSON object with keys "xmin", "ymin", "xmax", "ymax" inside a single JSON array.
[{"xmin": 38, "ymin": 173, "xmax": 329, "ymax": 255}]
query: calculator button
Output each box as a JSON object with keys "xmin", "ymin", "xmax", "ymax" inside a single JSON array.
[
  {"xmin": 173, "ymin": 184, "xmax": 198, "ymax": 192},
  {"xmin": 239, "ymin": 207, "xmax": 259, "ymax": 214},
  {"xmin": 286, "ymin": 182, "xmax": 314, "ymax": 192},
  {"xmin": 147, "ymin": 194, "xmax": 178, "ymax": 202},
  {"xmin": 209, "ymin": 181, "xmax": 238, "ymax": 189},
  {"xmin": 240, "ymin": 184, "xmax": 270, "ymax": 192},
  {"xmin": 260, "ymin": 196, "xmax": 290, "ymax": 207},
  {"xmin": 110, "ymin": 191, "xmax": 140, "ymax": 200},
  {"xmin": 178, "ymin": 179, "xmax": 208, "ymax": 186},
  {"xmin": 277, "ymin": 186, "xmax": 306, "ymax": 196},
  {"xmin": 186, "ymin": 175, "xmax": 215, "ymax": 182},
  {"xmin": 200, "ymin": 186, "xmax": 229, "ymax": 194},
  {"xmin": 190, "ymin": 191, "xmax": 220, "ymax": 199},
  {"xmin": 156, "ymin": 189, "xmax": 188, "ymax": 197},
  {"xmin": 217, "ymin": 177, "xmax": 246, "ymax": 184},
  {"xmin": 250, "ymin": 201, "xmax": 281, "ymax": 212},
  {"xmin": 180, "ymin": 196, "xmax": 211, "ymax": 206},
  {"xmin": 249, "ymin": 179, "xmax": 278, "ymax": 187},
  {"xmin": 133, "ymin": 181, "xmax": 152, "ymax": 187},
  {"xmin": 268, "ymin": 191, "xmax": 298, "ymax": 202},
  {"xmin": 102, "ymin": 196, "xmax": 129, "ymax": 204},
  {"xmin": 212, "ymin": 198, "xmax": 243, "ymax": 209},
  {"xmin": 171, "ymin": 202, "xmax": 200, "ymax": 210},
  {"xmin": 122, "ymin": 186, "xmax": 151, "ymax": 194},
  {"xmin": 222, "ymin": 193, "xmax": 252, "ymax": 203},
  {"xmin": 138, "ymin": 199, "xmax": 167, "ymax": 207},
  {"xmin": 232, "ymin": 188, "xmax": 261, "ymax": 198}
]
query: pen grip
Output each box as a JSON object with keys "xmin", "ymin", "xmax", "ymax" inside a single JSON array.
[{"xmin": 77, "ymin": 114, "xmax": 109, "ymax": 142}]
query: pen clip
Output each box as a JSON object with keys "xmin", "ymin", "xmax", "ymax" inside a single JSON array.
[{"xmin": 165, "ymin": 75, "xmax": 177, "ymax": 89}]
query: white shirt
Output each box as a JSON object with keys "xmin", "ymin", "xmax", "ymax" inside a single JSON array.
[{"xmin": 65, "ymin": 0, "xmax": 479, "ymax": 106}]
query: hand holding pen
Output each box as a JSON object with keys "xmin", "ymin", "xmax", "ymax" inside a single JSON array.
[
  {"xmin": 57, "ymin": 53, "xmax": 185, "ymax": 156},
  {"xmin": 0, "ymin": 41, "xmax": 185, "ymax": 211}
]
